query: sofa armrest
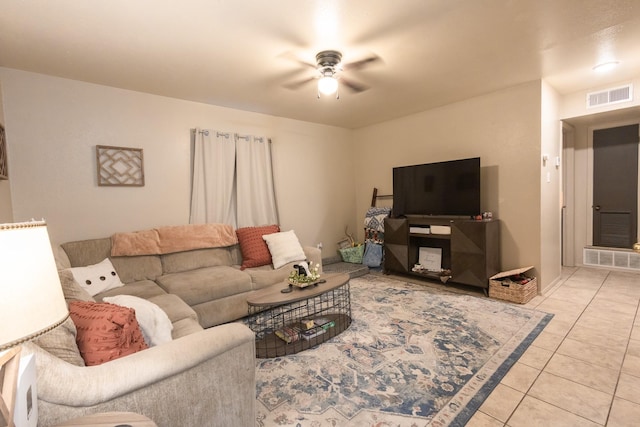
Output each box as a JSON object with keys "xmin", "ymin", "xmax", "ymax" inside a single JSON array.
[
  {"xmin": 24, "ymin": 323, "xmax": 254, "ymax": 406},
  {"xmin": 303, "ymin": 246, "xmax": 322, "ymax": 273}
]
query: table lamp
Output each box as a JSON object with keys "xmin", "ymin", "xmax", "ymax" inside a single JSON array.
[{"xmin": 0, "ymin": 221, "xmax": 68, "ymax": 427}]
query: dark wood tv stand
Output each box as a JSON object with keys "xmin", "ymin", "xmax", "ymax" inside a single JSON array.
[{"xmin": 384, "ymin": 215, "xmax": 500, "ymax": 292}]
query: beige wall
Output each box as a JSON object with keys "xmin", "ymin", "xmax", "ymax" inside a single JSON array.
[
  {"xmin": 0, "ymin": 68, "xmax": 571, "ymax": 288},
  {"xmin": 539, "ymin": 81, "xmax": 562, "ymax": 291},
  {"xmin": 0, "ymin": 68, "xmax": 356, "ymax": 251},
  {"xmin": 353, "ymin": 81, "xmax": 546, "ymax": 285},
  {"xmin": 0, "ymin": 81, "xmax": 13, "ymax": 223}
]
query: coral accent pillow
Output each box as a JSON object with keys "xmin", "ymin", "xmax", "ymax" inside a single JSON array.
[
  {"xmin": 103, "ymin": 295, "xmax": 173, "ymax": 346},
  {"xmin": 236, "ymin": 224, "xmax": 280, "ymax": 270},
  {"xmin": 69, "ymin": 301, "xmax": 149, "ymax": 366}
]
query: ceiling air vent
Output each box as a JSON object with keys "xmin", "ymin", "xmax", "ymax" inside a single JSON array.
[{"xmin": 587, "ymin": 84, "xmax": 633, "ymax": 108}]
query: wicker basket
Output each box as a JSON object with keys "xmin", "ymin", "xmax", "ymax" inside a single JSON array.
[
  {"xmin": 339, "ymin": 245, "xmax": 364, "ymax": 264},
  {"xmin": 489, "ymin": 266, "xmax": 537, "ymax": 304}
]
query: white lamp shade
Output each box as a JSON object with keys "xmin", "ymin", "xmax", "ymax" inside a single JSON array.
[
  {"xmin": 318, "ymin": 76, "xmax": 338, "ymax": 95},
  {"xmin": 0, "ymin": 221, "xmax": 68, "ymax": 350}
]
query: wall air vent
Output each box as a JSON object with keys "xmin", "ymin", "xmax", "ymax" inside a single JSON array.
[
  {"xmin": 586, "ymin": 84, "xmax": 633, "ymax": 108},
  {"xmin": 583, "ymin": 247, "xmax": 640, "ymax": 271}
]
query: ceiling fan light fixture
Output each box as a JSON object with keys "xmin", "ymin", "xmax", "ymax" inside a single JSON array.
[
  {"xmin": 318, "ymin": 76, "xmax": 338, "ymax": 95},
  {"xmin": 593, "ymin": 61, "xmax": 619, "ymax": 72}
]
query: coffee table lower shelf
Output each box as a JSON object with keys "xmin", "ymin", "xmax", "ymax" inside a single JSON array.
[
  {"xmin": 255, "ymin": 313, "xmax": 351, "ymax": 358},
  {"xmin": 246, "ymin": 273, "xmax": 352, "ymax": 358}
]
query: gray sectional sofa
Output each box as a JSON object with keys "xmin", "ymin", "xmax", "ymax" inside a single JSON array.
[
  {"xmin": 26, "ymin": 228, "xmax": 322, "ymax": 427},
  {"xmin": 58, "ymin": 235, "xmax": 321, "ymax": 328}
]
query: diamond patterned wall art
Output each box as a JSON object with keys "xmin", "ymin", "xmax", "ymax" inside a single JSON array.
[
  {"xmin": 0, "ymin": 124, "xmax": 8, "ymax": 180},
  {"xmin": 96, "ymin": 145, "xmax": 145, "ymax": 187}
]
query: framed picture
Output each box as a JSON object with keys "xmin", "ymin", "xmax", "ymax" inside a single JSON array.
[
  {"xmin": 0, "ymin": 124, "xmax": 7, "ymax": 180},
  {"xmin": 96, "ymin": 145, "xmax": 145, "ymax": 187},
  {"xmin": 418, "ymin": 247, "xmax": 442, "ymax": 272}
]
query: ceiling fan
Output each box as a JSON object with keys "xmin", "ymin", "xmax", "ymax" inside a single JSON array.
[{"xmin": 283, "ymin": 50, "xmax": 380, "ymax": 98}]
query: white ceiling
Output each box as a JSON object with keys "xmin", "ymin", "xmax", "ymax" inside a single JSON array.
[{"xmin": 1, "ymin": 0, "xmax": 640, "ymax": 129}]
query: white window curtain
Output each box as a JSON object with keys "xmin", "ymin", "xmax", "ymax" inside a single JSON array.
[
  {"xmin": 189, "ymin": 130, "xmax": 236, "ymax": 226},
  {"xmin": 189, "ymin": 129, "xmax": 279, "ymax": 228},
  {"xmin": 235, "ymin": 134, "xmax": 279, "ymax": 228}
]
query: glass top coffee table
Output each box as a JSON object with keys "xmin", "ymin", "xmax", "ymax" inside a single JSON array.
[{"xmin": 246, "ymin": 273, "xmax": 351, "ymax": 358}]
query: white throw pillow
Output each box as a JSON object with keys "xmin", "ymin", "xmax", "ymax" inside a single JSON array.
[
  {"xmin": 69, "ymin": 258, "xmax": 125, "ymax": 297},
  {"xmin": 262, "ymin": 230, "xmax": 306, "ymax": 269},
  {"xmin": 102, "ymin": 295, "xmax": 173, "ymax": 346}
]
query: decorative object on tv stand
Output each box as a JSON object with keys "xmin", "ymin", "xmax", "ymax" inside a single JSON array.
[
  {"xmin": 0, "ymin": 124, "xmax": 8, "ymax": 180},
  {"xmin": 0, "ymin": 221, "xmax": 69, "ymax": 427},
  {"xmin": 96, "ymin": 145, "xmax": 145, "ymax": 187},
  {"xmin": 288, "ymin": 261, "xmax": 321, "ymax": 288}
]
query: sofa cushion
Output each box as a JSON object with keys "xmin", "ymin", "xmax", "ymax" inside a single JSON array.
[
  {"xmin": 147, "ymin": 294, "xmax": 199, "ymax": 324},
  {"xmin": 32, "ymin": 317, "xmax": 85, "ymax": 366},
  {"xmin": 228, "ymin": 244, "xmax": 243, "ymax": 266},
  {"xmin": 61, "ymin": 237, "xmax": 163, "ymax": 283},
  {"xmin": 103, "ymin": 295, "xmax": 173, "ymax": 346},
  {"xmin": 155, "ymin": 266, "xmax": 252, "ymax": 306},
  {"xmin": 171, "ymin": 317, "xmax": 205, "ymax": 339},
  {"xmin": 69, "ymin": 301, "xmax": 148, "ymax": 366},
  {"xmin": 58, "ymin": 268, "xmax": 95, "ymax": 303},
  {"xmin": 110, "ymin": 255, "xmax": 163, "ymax": 283},
  {"xmin": 245, "ymin": 264, "xmax": 292, "ymax": 290},
  {"xmin": 95, "ymin": 279, "xmax": 167, "ymax": 301},
  {"xmin": 69, "ymin": 258, "xmax": 125, "ymax": 296},
  {"xmin": 62, "ymin": 237, "xmax": 112, "ymax": 266},
  {"xmin": 160, "ymin": 247, "xmax": 233, "ymax": 274},
  {"xmin": 53, "ymin": 245, "xmax": 71, "ymax": 270},
  {"xmin": 262, "ymin": 230, "xmax": 306, "ymax": 269},
  {"xmin": 236, "ymin": 224, "xmax": 280, "ymax": 270}
]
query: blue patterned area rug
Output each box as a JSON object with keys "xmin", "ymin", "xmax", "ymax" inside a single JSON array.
[{"xmin": 255, "ymin": 274, "xmax": 552, "ymax": 427}]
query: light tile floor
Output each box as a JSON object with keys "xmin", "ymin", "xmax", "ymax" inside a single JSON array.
[{"xmin": 466, "ymin": 266, "xmax": 640, "ymax": 426}]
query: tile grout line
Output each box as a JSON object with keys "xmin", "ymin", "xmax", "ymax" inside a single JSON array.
[
  {"xmin": 603, "ymin": 290, "xmax": 640, "ymax": 426},
  {"xmin": 503, "ymin": 268, "xmax": 610, "ymax": 426}
]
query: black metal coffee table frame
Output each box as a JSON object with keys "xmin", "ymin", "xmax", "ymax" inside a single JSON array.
[{"xmin": 246, "ymin": 273, "xmax": 351, "ymax": 358}]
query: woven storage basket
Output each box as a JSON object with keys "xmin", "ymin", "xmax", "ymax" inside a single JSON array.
[
  {"xmin": 339, "ymin": 245, "xmax": 364, "ymax": 264},
  {"xmin": 489, "ymin": 266, "xmax": 537, "ymax": 304}
]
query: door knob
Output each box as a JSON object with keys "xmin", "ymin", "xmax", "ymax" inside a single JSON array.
[{"xmin": 594, "ymin": 205, "xmax": 601, "ymax": 211}]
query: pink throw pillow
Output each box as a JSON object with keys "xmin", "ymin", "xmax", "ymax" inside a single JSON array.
[{"xmin": 69, "ymin": 301, "xmax": 148, "ymax": 366}]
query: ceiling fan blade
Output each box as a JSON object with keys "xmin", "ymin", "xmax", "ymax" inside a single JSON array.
[
  {"xmin": 340, "ymin": 77, "xmax": 369, "ymax": 93},
  {"xmin": 342, "ymin": 54, "xmax": 381, "ymax": 71},
  {"xmin": 283, "ymin": 76, "xmax": 317, "ymax": 90},
  {"xmin": 278, "ymin": 51, "xmax": 317, "ymax": 70}
]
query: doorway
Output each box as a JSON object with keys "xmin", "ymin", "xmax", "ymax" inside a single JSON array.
[
  {"xmin": 561, "ymin": 110, "xmax": 640, "ymax": 268},
  {"xmin": 592, "ymin": 124, "xmax": 639, "ymax": 248}
]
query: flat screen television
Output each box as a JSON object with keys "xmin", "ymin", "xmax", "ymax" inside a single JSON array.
[{"xmin": 392, "ymin": 157, "xmax": 480, "ymax": 218}]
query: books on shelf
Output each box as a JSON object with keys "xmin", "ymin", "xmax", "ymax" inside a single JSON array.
[
  {"xmin": 274, "ymin": 317, "xmax": 337, "ymax": 343},
  {"xmin": 301, "ymin": 326, "xmax": 326, "ymax": 341},
  {"xmin": 275, "ymin": 325, "xmax": 300, "ymax": 343},
  {"xmin": 314, "ymin": 317, "xmax": 336, "ymax": 330},
  {"xmin": 300, "ymin": 319, "xmax": 315, "ymax": 330}
]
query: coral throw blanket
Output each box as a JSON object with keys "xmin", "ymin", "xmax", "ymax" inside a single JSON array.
[{"xmin": 111, "ymin": 224, "xmax": 238, "ymax": 256}]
